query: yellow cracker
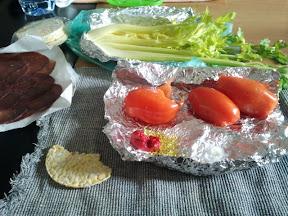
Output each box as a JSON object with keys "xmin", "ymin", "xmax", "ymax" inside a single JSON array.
[{"xmin": 45, "ymin": 145, "xmax": 111, "ymax": 188}]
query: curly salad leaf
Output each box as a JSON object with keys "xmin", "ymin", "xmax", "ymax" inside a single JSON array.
[{"xmin": 84, "ymin": 9, "xmax": 288, "ymax": 89}]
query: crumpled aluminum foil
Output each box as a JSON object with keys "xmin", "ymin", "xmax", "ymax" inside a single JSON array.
[
  {"xmin": 80, "ymin": 6, "xmax": 194, "ymax": 62},
  {"xmin": 103, "ymin": 61, "xmax": 288, "ymax": 176}
]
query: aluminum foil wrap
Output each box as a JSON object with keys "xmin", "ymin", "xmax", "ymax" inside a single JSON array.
[
  {"xmin": 80, "ymin": 6, "xmax": 194, "ymax": 62},
  {"xmin": 103, "ymin": 61, "xmax": 288, "ymax": 176}
]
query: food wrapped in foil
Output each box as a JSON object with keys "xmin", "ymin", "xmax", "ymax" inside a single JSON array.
[
  {"xmin": 103, "ymin": 61, "xmax": 288, "ymax": 176},
  {"xmin": 80, "ymin": 6, "xmax": 195, "ymax": 63}
]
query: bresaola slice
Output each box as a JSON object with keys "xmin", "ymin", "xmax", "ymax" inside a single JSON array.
[
  {"xmin": 0, "ymin": 52, "xmax": 56, "ymax": 85},
  {"xmin": 36, "ymin": 60, "xmax": 56, "ymax": 75},
  {"xmin": 18, "ymin": 52, "xmax": 50, "ymax": 72},
  {"xmin": 0, "ymin": 106, "xmax": 27, "ymax": 124},
  {"xmin": 19, "ymin": 76, "xmax": 55, "ymax": 102},
  {"xmin": 0, "ymin": 60, "xmax": 24, "ymax": 79},
  {"xmin": 0, "ymin": 52, "xmax": 62, "ymax": 124},
  {"xmin": 0, "ymin": 94, "xmax": 19, "ymax": 109},
  {"xmin": 27, "ymin": 84, "xmax": 62, "ymax": 111}
]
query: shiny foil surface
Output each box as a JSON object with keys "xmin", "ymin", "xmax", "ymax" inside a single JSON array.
[
  {"xmin": 103, "ymin": 61, "xmax": 288, "ymax": 175},
  {"xmin": 80, "ymin": 6, "xmax": 194, "ymax": 62}
]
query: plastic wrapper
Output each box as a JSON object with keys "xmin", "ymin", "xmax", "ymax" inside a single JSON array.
[
  {"xmin": 103, "ymin": 61, "xmax": 288, "ymax": 175},
  {"xmin": 0, "ymin": 36, "xmax": 77, "ymax": 132}
]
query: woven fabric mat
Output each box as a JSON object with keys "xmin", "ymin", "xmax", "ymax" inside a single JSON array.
[{"xmin": 1, "ymin": 67, "xmax": 288, "ymax": 216}]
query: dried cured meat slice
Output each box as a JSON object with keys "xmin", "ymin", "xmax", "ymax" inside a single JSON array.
[
  {"xmin": 0, "ymin": 53, "xmax": 19, "ymax": 61},
  {"xmin": 0, "ymin": 74, "xmax": 55, "ymax": 109},
  {"xmin": 20, "ymin": 73, "xmax": 55, "ymax": 86},
  {"xmin": 5, "ymin": 65, "xmax": 29, "ymax": 84},
  {"xmin": 0, "ymin": 54, "xmax": 24, "ymax": 80},
  {"xmin": 12, "ymin": 102, "xmax": 56, "ymax": 123},
  {"xmin": 19, "ymin": 52, "xmax": 49, "ymax": 72},
  {"xmin": 0, "ymin": 52, "xmax": 62, "ymax": 124},
  {"xmin": 0, "ymin": 61, "xmax": 24, "ymax": 77},
  {"xmin": 0, "ymin": 80, "xmax": 8, "ymax": 89},
  {"xmin": 16, "ymin": 72, "xmax": 54, "ymax": 85},
  {"xmin": 10, "ymin": 52, "xmax": 52, "ymax": 80},
  {"xmin": 0, "ymin": 109, "xmax": 16, "ymax": 123},
  {"xmin": 0, "ymin": 84, "xmax": 62, "ymax": 124},
  {"xmin": 0, "ymin": 52, "xmax": 54, "ymax": 84},
  {"xmin": 19, "ymin": 75, "xmax": 55, "ymax": 102},
  {"xmin": 14, "ymin": 99, "xmax": 59, "ymax": 123},
  {"xmin": 35, "ymin": 60, "xmax": 56, "ymax": 75},
  {"xmin": 27, "ymin": 84, "xmax": 62, "ymax": 111},
  {"xmin": 0, "ymin": 108, "xmax": 25, "ymax": 124},
  {"xmin": 0, "ymin": 94, "xmax": 19, "ymax": 109}
]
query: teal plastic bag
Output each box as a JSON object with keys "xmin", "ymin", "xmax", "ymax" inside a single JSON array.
[{"xmin": 65, "ymin": 10, "xmax": 116, "ymax": 72}]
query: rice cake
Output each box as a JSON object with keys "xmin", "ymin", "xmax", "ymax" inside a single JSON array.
[
  {"xmin": 45, "ymin": 145, "xmax": 112, "ymax": 188},
  {"xmin": 14, "ymin": 17, "xmax": 68, "ymax": 47}
]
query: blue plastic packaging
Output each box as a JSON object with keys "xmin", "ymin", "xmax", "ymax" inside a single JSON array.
[{"xmin": 18, "ymin": 0, "xmax": 55, "ymax": 16}]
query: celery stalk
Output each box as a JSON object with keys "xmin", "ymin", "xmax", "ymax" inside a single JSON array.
[{"xmin": 84, "ymin": 9, "xmax": 288, "ymax": 89}]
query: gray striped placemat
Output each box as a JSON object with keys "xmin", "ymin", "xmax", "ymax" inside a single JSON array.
[{"xmin": 0, "ymin": 67, "xmax": 288, "ymax": 216}]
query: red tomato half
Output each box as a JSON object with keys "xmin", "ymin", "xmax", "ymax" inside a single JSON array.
[
  {"xmin": 188, "ymin": 87, "xmax": 240, "ymax": 127},
  {"xmin": 216, "ymin": 76, "xmax": 278, "ymax": 119},
  {"xmin": 124, "ymin": 87, "xmax": 179, "ymax": 125}
]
